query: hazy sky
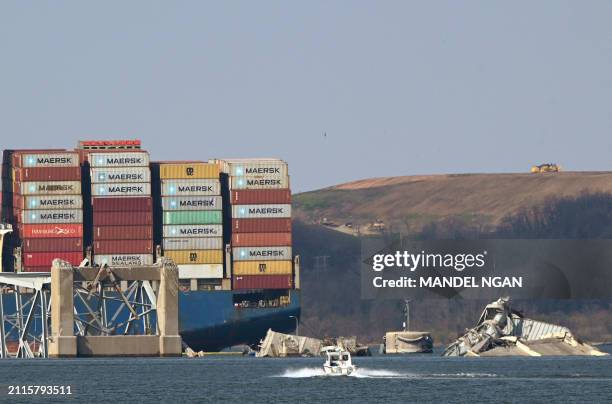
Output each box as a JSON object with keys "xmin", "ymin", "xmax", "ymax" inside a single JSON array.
[{"xmin": 2, "ymin": 1, "xmax": 612, "ymax": 192}]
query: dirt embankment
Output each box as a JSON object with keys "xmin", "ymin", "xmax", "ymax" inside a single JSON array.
[{"xmin": 294, "ymin": 171, "xmax": 612, "ymax": 232}]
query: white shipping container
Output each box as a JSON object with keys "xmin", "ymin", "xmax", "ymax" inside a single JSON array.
[
  {"xmin": 232, "ymin": 246, "xmax": 292, "ymax": 261},
  {"xmin": 20, "ymin": 153, "xmax": 79, "ymax": 167},
  {"xmin": 163, "ymin": 224, "xmax": 223, "ymax": 238},
  {"xmin": 229, "ymin": 176, "xmax": 289, "ymax": 190},
  {"xmin": 20, "ymin": 181, "xmax": 81, "ymax": 196},
  {"xmin": 161, "ymin": 179, "xmax": 220, "ymax": 196},
  {"xmin": 91, "ymin": 167, "xmax": 151, "ymax": 183},
  {"xmin": 227, "ymin": 160, "xmax": 288, "ymax": 178},
  {"xmin": 91, "ymin": 183, "xmax": 151, "ymax": 197},
  {"xmin": 161, "ymin": 196, "xmax": 222, "ymax": 211},
  {"xmin": 88, "ymin": 152, "xmax": 150, "ymax": 167},
  {"xmin": 22, "ymin": 195, "xmax": 83, "ymax": 210},
  {"xmin": 231, "ymin": 204, "xmax": 291, "ymax": 219},
  {"xmin": 21, "ymin": 209, "xmax": 83, "ymax": 224},
  {"xmin": 93, "ymin": 254, "xmax": 154, "ymax": 266},
  {"xmin": 178, "ymin": 264, "xmax": 224, "ymax": 279},
  {"xmin": 163, "ymin": 237, "xmax": 223, "ymax": 250}
]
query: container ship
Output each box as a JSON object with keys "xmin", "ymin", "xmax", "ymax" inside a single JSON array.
[{"xmin": 0, "ymin": 140, "xmax": 300, "ymax": 351}]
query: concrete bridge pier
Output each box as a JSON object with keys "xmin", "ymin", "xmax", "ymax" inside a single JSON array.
[
  {"xmin": 48, "ymin": 261, "xmax": 76, "ymax": 358},
  {"xmin": 157, "ymin": 260, "xmax": 182, "ymax": 357},
  {"xmin": 48, "ymin": 259, "xmax": 182, "ymax": 358}
]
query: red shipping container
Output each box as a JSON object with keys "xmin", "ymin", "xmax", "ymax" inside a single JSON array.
[
  {"xmin": 231, "ymin": 218, "xmax": 292, "ymax": 233},
  {"xmin": 230, "ymin": 189, "xmax": 291, "ymax": 205},
  {"xmin": 94, "ymin": 239, "xmax": 153, "ymax": 254},
  {"xmin": 93, "ymin": 211, "xmax": 152, "ymax": 226},
  {"xmin": 23, "ymin": 266, "xmax": 53, "ymax": 273},
  {"xmin": 93, "ymin": 225, "xmax": 152, "ymax": 240},
  {"xmin": 92, "ymin": 197, "xmax": 153, "ymax": 212},
  {"xmin": 233, "ymin": 275, "xmax": 293, "ymax": 290},
  {"xmin": 22, "ymin": 238, "xmax": 82, "ymax": 252},
  {"xmin": 78, "ymin": 139, "xmax": 141, "ymax": 148},
  {"xmin": 13, "ymin": 167, "xmax": 81, "ymax": 181},
  {"xmin": 23, "ymin": 251, "xmax": 83, "ymax": 267},
  {"xmin": 231, "ymin": 232, "xmax": 292, "ymax": 247},
  {"xmin": 19, "ymin": 224, "xmax": 84, "ymax": 239}
]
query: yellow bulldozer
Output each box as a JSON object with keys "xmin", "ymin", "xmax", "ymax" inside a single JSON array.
[{"xmin": 531, "ymin": 163, "xmax": 562, "ymax": 173}]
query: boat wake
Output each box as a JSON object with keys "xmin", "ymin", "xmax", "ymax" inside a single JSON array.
[
  {"xmin": 430, "ymin": 373, "xmax": 498, "ymax": 378},
  {"xmin": 275, "ymin": 367, "xmax": 407, "ymax": 379},
  {"xmin": 350, "ymin": 368, "xmax": 407, "ymax": 378},
  {"xmin": 277, "ymin": 367, "xmax": 326, "ymax": 378},
  {"xmin": 275, "ymin": 368, "xmax": 498, "ymax": 379}
]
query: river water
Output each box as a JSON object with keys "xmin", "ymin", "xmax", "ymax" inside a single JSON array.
[{"xmin": 1, "ymin": 351, "xmax": 611, "ymax": 403}]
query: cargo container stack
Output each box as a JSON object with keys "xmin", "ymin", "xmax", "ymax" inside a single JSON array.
[
  {"xmin": 87, "ymin": 150, "xmax": 154, "ymax": 267},
  {"xmin": 1, "ymin": 149, "xmax": 28, "ymax": 270},
  {"xmin": 9, "ymin": 151, "xmax": 84, "ymax": 271},
  {"xmin": 221, "ymin": 159, "xmax": 293, "ymax": 290},
  {"xmin": 153, "ymin": 162, "xmax": 224, "ymax": 287}
]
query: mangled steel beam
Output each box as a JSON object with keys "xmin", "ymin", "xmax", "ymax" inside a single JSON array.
[
  {"xmin": 256, "ymin": 330, "xmax": 371, "ymax": 357},
  {"xmin": 323, "ymin": 336, "xmax": 371, "ymax": 356},
  {"xmin": 256, "ymin": 329, "xmax": 322, "ymax": 357},
  {"xmin": 442, "ymin": 297, "xmax": 608, "ymax": 357}
]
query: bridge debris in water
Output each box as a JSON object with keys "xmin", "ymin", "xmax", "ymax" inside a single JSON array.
[
  {"xmin": 256, "ymin": 329, "xmax": 371, "ymax": 357},
  {"xmin": 442, "ymin": 297, "xmax": 608, "ymax": 357},
  {"xmin": 383, "ymin": 331, "xmax": 433, "ymax": 354},
  {"xmin": 382, "ymin": 299, "xmax": 433, "ymax": 354}
]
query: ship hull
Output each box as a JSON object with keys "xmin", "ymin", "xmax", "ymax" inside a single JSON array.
[
  {"xmin": 179, "ymin": 289, "xmax": 301, "ymax": 352},
  {"xmin": 1, "ymin": 288, "xmax": 301, "ymax": 353}
]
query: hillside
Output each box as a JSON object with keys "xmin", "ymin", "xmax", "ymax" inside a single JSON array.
[
  {"xmin": 292, "ymin": 172, "xmax": 612, "ymax": 344},
  {"xmin": 293, "ymin": 171, "xmax": 612, "ymax": 233}
]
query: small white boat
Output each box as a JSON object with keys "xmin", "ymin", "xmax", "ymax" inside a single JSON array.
[{"xmin": 322, "ymin": 346, "xmax": 356, "ymax": 376}]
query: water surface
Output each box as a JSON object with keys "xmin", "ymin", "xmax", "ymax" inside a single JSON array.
[{"xmin": 1, "ymin": 353, "xmax": 611, "ymax": 403}]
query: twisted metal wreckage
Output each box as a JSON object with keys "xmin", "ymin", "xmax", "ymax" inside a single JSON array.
[{"xmin": 442, "ymin": 297, "xmax": 608, "ymax": 357}]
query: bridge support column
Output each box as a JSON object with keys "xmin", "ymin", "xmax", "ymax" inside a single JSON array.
[
  {"xmin": 157, "ymin": 260, "xmax": 181, "ymax": 357},
  {"xmin": 48, "ymin": 260, "xmax": 76, "ymax": 358}
]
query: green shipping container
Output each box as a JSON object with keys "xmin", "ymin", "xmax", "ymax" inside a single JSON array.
[{"xmin": 163, "ymin": 210, "xmax": 223, "ymax": 225}]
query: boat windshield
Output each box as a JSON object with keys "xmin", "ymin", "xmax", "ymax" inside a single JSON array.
[{"xmin": 327, "ymin": 352, "xmax": 340, "ymax": 365}]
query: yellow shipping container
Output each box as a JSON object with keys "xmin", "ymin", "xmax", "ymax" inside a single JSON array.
[
  {"xmin": 233, "ymin": 260, "xmax": 293, "ymax": 275},
  {"xmin": 164, "ymin": 249, "xmax": 223, "ymax": 264},
  {"xmin": 159, "ymin": 163, "xmax": 220, "ymax": 179}
]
